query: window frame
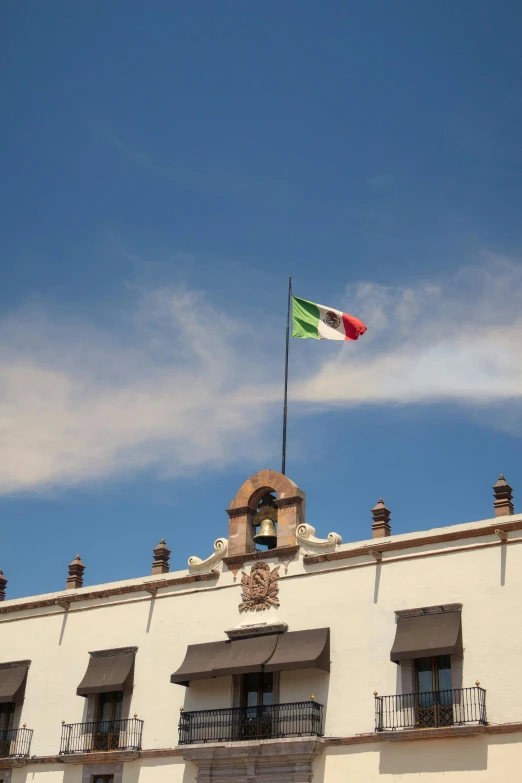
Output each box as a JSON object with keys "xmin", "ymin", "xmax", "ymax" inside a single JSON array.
[{"xmin": 92, "ymin": 775, "xmax": 114, "ymax": 783}]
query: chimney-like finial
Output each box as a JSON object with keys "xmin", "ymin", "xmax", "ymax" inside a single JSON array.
[
  {"xmin": 152, "ymin": 538, "xmax": 171, "ymax": 575},
  {"xmin": 0, "ymin": 569, "xmax": 7, "ymax": 602},
  {"xmin": 371, "ymin": 498, "xmax": 391, "ymax": 538},
  {"xmin": 66, "ymin": 554, "xmax": 85, "ymax": 590},
  {"xmin": 493, "ymin": 474, "xmax": 514, "ymax": 517}
]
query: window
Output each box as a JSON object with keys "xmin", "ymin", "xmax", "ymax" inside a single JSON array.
[
  {"xmin": 93, "ymin": 777, "xmax": 113, "ymax": 783},
  {"xmin": 0, "ymin": 703, "xmax": 14, "ymax": 732},
  {"xmin": 0, "ymin": 702, "xmax": 15, "ymax": 757},
  {"xmin": 414, "ymin": 655, "xmax": 453, "ymax": 727},
  {"xmin": 238, "ymin": 673, "xmax": 275, "ymax": 739},
  {"xmin": 415, "ymin": 655, "xmax": 452, "ymax": 696},
  {"xmin": 97, "ymin": 691, "xmax": 123, "ymax": 724},
  {"xmin": 94, "ymin": 692, "xmax": 123, "ymax": 751},
  {"xmin": 242, "ymin": 672, "xmax": 274, "ymax": 708}
]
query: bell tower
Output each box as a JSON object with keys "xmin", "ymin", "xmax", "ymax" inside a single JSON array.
[{"xmin": 226, "ymin": 470, "xmax": 306, "ymax": 557}]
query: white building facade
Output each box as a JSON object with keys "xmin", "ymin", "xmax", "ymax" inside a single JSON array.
[{"xmin": 0, "ymin": 469, "xmax": 521, "ymax": 783}]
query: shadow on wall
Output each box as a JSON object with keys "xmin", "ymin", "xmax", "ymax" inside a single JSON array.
[
  {"xmin": 13, "ymin": 766, "xmax": 81, "ymax": 783},
  {"xmin": 379, "ymin": 736, "xmax": 488, "ymax": 774},
  {"xmin": 124, "ymin": 757, "xmax": 187, "ymax": 783},
  {"xmin": 181, "ymin": 758, "xmax": 198, "ymax": 783},
  {"xmin": 312, "ymin": 748, "xmax": 326, "ymax": 783}
]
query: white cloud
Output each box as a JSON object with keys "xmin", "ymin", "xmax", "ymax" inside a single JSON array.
[
  {"xmin": 1, "ymin": 255, "xmax": 522, "ymax": 495},
  {"xmin": 295, "ymin": 254, "xmax": 522, "ymax": 407},
  {"xmin": 0, "ymin": 288, "xmax": 280, "ymax": 495}
]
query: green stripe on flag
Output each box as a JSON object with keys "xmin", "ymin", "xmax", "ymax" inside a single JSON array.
[{"xmin": 292, "ymin": 296, "xmax": 320, "ymax": 339}]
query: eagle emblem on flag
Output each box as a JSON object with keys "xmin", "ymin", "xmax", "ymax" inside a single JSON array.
[{"xmin": 323, "ymin": 310, "xmax": 341, "ymax": 329}]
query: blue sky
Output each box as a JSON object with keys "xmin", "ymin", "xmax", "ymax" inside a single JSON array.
[{"xmin": 2, "ymin": 1, "xmax": 522, "ymax": 599}]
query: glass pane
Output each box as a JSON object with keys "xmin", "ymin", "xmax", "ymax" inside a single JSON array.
[
  {"xmin": 262, "ymin": 672, "xmax": 273, "ymax": 706},
  {"xmin": 244, "ymin": 673, "xmax": 259, "ymax": 707},
  {"xmin": 114, "ymin": 691, "xmax": 123, "ymax": 722},
  {"xmin": 98, "ymin": 692, "xmax": 122, "ymax": 725},
  {"xmin": 437, "ymin": 655, "xmax": 452, "ymax": 703},
  {"xmin": 98, "ymin": 693, "xmax": 113, "ymax": 723},
  {"xmin": 0, "ymin": 703, "xmax": 15, "ymax": 731},
  {"xmin": 416, "ymin": 658, "xmax": 434, "ymax": 694}
]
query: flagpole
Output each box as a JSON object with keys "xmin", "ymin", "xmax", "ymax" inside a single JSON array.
[{"xmin": 282, "ymin": 276, "xmax": 292, "ymax": 475}]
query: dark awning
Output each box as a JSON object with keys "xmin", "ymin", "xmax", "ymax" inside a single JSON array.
[
  {"xmin": 171, "ymin": 628, "xmax": 330, "ymax": 686},
  {"xmin": 170, "ymin": 641, "xmax": 232, "ymax": 686},
  {"xmin": 0, "ymin": 663, "xmax": 29, "ymax": 703},
  {"xmin": 390, "ymin": 611, "xmax": 463, "ymax": 663},
  {"xmin": 170, "ymin": 635, "xmax": 279, "ymax": 686},
  {"xmin": 264, "ymin": 628, "xmax": 330, "ymax": 673},
  {"xmin": 77, "ymin": 649, "xmax": 136, "ymax": 696},
  {"xmin": 212, "ymin": 635, "xmax": 279, "ymax": 678}
]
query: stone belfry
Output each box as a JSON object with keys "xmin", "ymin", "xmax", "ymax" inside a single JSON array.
[{"xmin": 226, "ymin": 469, "xmax": 306, "ymax": 556}]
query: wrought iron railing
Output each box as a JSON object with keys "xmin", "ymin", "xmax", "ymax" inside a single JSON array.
[
  {"xmin": 179, "ymin": 701, "xmax": 323, "ymax": 745},
  {"xmin": 375, "ymin": 687, "xmax": 487, "ymax": 731},
  {"xmin": 59, "ymin": 718, "xmax": 143, "ymax": 754},
  {"xmin": 0, "ymin": 727, "xmax": 33, "ymax": 758}
]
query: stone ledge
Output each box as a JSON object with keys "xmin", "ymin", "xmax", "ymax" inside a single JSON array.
[
  {"xmin": 0, "ymin": 758, "xmax": 28, "ymax": 768},
  {"xmin": 178, "ymin": 736, "xmax": 324, "ymax": 759},
  {"xmin": 139, "ymin": 748, "xmax": 183, "ymax": 759},
  {"xmin": 178, "ymin": 737, "xmax": 324, "ymax": 783},
  {"xmin": 325, "ymin": 721, "xmax": 522, "ymax": 746},
  {"xmin": 60, "ymin": 751, "xmax": 140, "ymax": 764},
  {"xmin": 225, "ymin": 621, "xmax": 289, "ymax": 639},
  {"xmin": 223, "ymin": 545, "xmax": 299, "ymax": 569},
  {"xmin": 5, "ymin": 724, "xmax": 522, "ymax": 767},
  {"xmin": 0, "ymin": 572, "xmax": 219, "ymax": 616},
  {"xmin": 304, "ymin": 518, "xmax": 522, "ymax": 565}
]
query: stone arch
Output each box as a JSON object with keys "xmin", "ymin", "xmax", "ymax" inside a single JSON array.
[
  {"xmin": 229, "ymin": 469, "xmax": 305, "ymax": 510},
  {"xmin": 227, "ymin": 470, "xmax": 306, "ymax": 556}
]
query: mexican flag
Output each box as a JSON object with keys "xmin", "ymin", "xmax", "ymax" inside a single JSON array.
[{"xmin": 292, "ymin": 296, "xmax": 367, "ymax": 341}]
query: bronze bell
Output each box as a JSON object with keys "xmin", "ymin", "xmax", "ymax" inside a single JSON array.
[{"xmin": 253, "ymin": 518, "xmax": 277, "ymax": 550}]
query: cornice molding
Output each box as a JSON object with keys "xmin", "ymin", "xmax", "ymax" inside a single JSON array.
[
  {"xmin": 0, "ymin": 571, "xmax": 219, "ymax": 616},
  {"xmin": 304, "ymin": 518, "xmax": 522, "ymax": 565},
  {"xmin": 223, "ymin": 545, "xmax": 299, "ymax": 570}
]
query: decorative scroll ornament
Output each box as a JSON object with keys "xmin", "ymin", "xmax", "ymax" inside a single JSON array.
[
  {"xmin": 239, "ymin": 562, "xmax": 280, "ymax": 612},
  {"xmin": 188, "ymin": 538, "xmax": 228, "ymax": 575},
  {"xmin": 296, "ymin": 523, "xmax": 342, "ymax": 554}
]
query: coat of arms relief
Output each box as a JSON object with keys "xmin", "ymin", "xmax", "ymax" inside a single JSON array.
[{"xmin": 239, "ymin": 561, "xmax": 280, "ymax": 612}]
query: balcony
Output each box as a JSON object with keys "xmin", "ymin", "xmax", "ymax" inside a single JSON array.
[
  {"xmin": 0, "ymin": 727, "xmax": 33, "ymax": 759},
  {"xmin": 59, "ymin": 718, "xmax": 143, "ymax": 754},
  {"xmin": 178, "ymin": 701, "xmax": 324, "ymax": 745},
  {"xmin": 375, "ymin": 687, "xmax": 487, "ymax": 732}
]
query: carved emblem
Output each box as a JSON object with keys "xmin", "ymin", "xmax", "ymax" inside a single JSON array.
[
  {"xmin": 239, "ymin": 561, "xmax": 280, "ymax": 612},
  {"xmin": 323, "ymin": 310, "xmax": 341, "ymax": 329}
]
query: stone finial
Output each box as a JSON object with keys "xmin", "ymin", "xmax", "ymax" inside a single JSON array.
[
  {"xmin": 66, "ymin": 554, "xmax": 85, "ymax": 590},
  {"xmin": 371, "ymin": 498, "xmax": 391, "ymax": 538},
  {"xmin": 493, "ymin": 474, "xmax": 514, "ymax": 517},
  {"xmin": 152, "ymin": 538, "xmax": 171, "ymax": 575},
  {"xmin": 0, "ymin": 569, "xmax": 7, "ymax": 602}
]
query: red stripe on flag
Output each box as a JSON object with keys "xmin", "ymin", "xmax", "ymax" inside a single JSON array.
[{"xmin": 342, "ymin": 313, "xmax": 367, "ymax": 341}]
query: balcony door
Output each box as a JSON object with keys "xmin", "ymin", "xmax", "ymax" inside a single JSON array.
[
  {"xmin": 0, "ymin": 703, "xmax": 14, "ymax": 757},
  {"xmin": 415, "ymin": 655, "xmax": 453, "ymax": 728},
  {"xmin": 95, "ymin": 691, "xmax": 123, "ymax": 751},
  {"xmin": 241, "ymin": 672, "xmax": 274, "ymax": 739}
]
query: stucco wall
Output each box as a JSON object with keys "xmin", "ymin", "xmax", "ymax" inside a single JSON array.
[
  {"xmin": 315, "ymin": 736, "xmax": 522, "ymax": 782},
  {"xmin": 5, "ymin": 736, "xmax": 522, "ymax": 783},
  {"xmin": 1, "ymin": 522, "xmax": 521, "ymax": 761}
]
